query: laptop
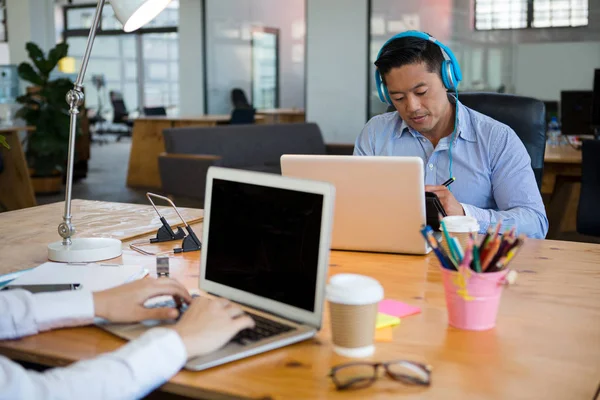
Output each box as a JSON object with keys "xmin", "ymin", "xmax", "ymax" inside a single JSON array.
[
  {"xmin": 100, "ymin": 166, "xmax": 336, "ymax": 371},
  {"xmin": 281, "ymin": 155, "xmax": 429, "ymax": 255}
]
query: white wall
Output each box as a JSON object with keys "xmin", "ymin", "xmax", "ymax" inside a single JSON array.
[
  {"xmin": 306, "ymin": 0, "xmax": 368, "ymax": 144},
  {"xmin": 0, "ymin": 44, "xmax": 9, "ymax": 64},
  {"xmin": 6, "ymin": 0, "xmax": 56, "ymax": 66},
  {"xmin": 515, "ymin": 41, "xmax": 600, "ymax": 101},
  {"xmin": 204, "ymin": 0, "xmax": 305, "ymax": 114},
  {"xmin": 179, "ymin": 0, "xmax": 205, "ymax": 115}
]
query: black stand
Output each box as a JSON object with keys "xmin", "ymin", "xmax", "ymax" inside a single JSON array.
[
  {"xmin": 174, "ymin": 226, "xmax": 202, "ymax": 253},
  {"xmin": 150, "ymin": 216, "xmax": 186, "ymax": 243}
]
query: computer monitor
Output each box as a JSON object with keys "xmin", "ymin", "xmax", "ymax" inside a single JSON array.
[
  {"xmin": 592, "ymin": 69, "xmax": 600, "ymax": 129},
  {"xmin": 560, "ymin": 90, "xmax": 594, "ymax": 136}
]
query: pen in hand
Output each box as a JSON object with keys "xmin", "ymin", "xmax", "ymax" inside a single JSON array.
[{"xmin": 442, "ymin": 177, "xmax": 455, "ymax": 187}]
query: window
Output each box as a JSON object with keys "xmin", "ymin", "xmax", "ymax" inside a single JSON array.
[
  {"xmin": 61, "ymin": 1, "xmax": 179, "ymax": 114},
  {"xmin": 475, "ymin": 0, "xmax": 588, "ymax": 30},
  {"xmin": 532, "ymin": 0, "xmax": 588, "ymax": 28}
]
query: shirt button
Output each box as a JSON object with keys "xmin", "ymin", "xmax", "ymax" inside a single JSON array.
[{"xmin": 428, "ymin": 164, "xmax": 434, "ymax": 170}]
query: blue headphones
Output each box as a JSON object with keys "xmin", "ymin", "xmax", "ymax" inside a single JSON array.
[
  {"xmin": 374, "ymin": 31, "xmax": 463, "ymax": 182},
  {"xmin": 375, "ymin": 30, "xmax": 462, "ymax": 106}
]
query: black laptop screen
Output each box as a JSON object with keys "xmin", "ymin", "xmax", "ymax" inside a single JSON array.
[{"xmin": 204, "ymin": 178, "xmax": 324, "ymax": 312}]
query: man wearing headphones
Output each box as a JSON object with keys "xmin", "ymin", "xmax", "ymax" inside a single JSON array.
[{"xmin": 354, "ymin": 31, "xmax": 548, "ymax": 239}]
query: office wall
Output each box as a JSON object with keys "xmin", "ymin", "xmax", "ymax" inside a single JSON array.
[
  {"xmin": 0, "ymin": 44, "xmax": 8, "ymax": 64},
  {"xmin": 306, "ymin": 0, "xmax": 368, "ymax": 144},
  {"xmin": 515, "ymin": 41, "xmax": 600, "ymax": 101},
  {"xmin": 451, "ymin": 0, "xmax": 600, "ymax": 99},
  {"xmin": 179, "ymin": 0, "xmax": 205, "ymax": 115},
  {"xmin": 204, "ymin": 0, "xmax": 305, "ymax": 114}
]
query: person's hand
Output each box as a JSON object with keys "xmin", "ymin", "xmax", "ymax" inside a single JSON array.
[
  {"xmin": 172, "ymin": 297, "xmax": 254, "ymax": 359},
  {"xmin": 93, "ymin": 277, "xmax": 192, "ymax": 323},
  {"xmin": 425, "ymin": 185, "xmax": 466, "ymax": 216}
]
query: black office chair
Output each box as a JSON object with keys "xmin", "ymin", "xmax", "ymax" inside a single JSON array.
[
  {"xmin": 576, "ymin": 140, "xmax": 600, "ymax": 237},
  {"xmin": 229, "ymin": 108, "xmax": 256, "ymax": 125},
  {"xmin": 231, "ymin": 88, "xmax": 252, "ymax": 109},
  {"xmin": 143, "ymin": 106, "xmax": 167, "ymax": 116},
  {"xmin": 109, "ymin": 90, "xmax": 133, "ymax": 141},
  {"xmin": 458, "ymin": 93, "xmax": 546, "ymax": 190},
  {"xmin": 384, "ymin": 93, "xmax": 546, "ymax": 189}
]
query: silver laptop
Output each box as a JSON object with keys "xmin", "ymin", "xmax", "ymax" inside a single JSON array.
[
  {"xmin": 100, "ymin": 166, "xmax": 335, "ymax": 371},
  {"xmin": 281, "ymin": 155, "xmax": 429, "ymax": 255}
]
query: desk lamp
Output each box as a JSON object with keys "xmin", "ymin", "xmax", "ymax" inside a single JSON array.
[{"xmin": 48, "ymin": 0, "xmax": 173, "ymax": 262}]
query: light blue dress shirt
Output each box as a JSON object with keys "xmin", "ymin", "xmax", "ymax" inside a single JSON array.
[{"xmin": 354, "ymin": 99, "xmax": 548, "ymax": 239}]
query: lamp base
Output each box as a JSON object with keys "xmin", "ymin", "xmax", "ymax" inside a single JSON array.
[{"xmin": 48, "ymin": 238, "xmax": 123, "ymax": 263}]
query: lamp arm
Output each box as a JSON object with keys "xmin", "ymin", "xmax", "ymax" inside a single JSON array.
[{"xmin": 58, "ymin": 0, "xmax": 106, "ymax": 245}]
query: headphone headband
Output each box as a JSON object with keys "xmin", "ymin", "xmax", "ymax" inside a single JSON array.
[{"xmin": 375, "ymin": 30, "xmax": 462, "ymax": 105}]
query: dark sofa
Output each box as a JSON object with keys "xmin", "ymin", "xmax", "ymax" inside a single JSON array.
[{"xmin": 158, "ymin": 122, "xmax": 353, "ymax": 203}]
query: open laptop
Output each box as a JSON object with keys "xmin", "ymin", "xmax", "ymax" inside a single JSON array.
[
  {"xmin": 281, "ymin": 155, "xmax": 429, "ymax": 255},
  {"xmin": 100, "ymin": 166, "xmax": 335, "ymax": 371}
]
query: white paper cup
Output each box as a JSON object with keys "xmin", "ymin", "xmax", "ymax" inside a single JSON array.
[
  {"xmin": 326, "ymin": 274, "xmax": 384, "ymax": 358},
  {"xmin": 430, "ymin": 216, "xmax": 480, "ymax": 269}
]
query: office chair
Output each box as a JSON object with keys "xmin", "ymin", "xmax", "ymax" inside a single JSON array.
[
  {"xmin": 384, "ymin": 93, "xmax": 546, "ymax": 189},
  {"xmin": 143, "ymin": 106, "xmax": 167, "ymax": 116},
  {"xmin": 458, "ymin": 93, "xmax": 546, "ymax": 190},
  {"xmin": 109, "ymin": 90, "xmax": 133, "ymax": 141},
  {"xmin": 231, "ymin": 88, "xmax": 252, "ymax": 109},
  {"xmin": 229, "ymin": 108, "xmax": 256, "ymax": 125},
  {"xmin": 576, "ymin": 140, "xmax": 600, "ymax": 237}
]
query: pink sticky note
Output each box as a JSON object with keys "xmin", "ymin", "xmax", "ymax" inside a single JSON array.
[{"xmin": 378, "ymin": 299, "xmax": 421, "ymax": 318}]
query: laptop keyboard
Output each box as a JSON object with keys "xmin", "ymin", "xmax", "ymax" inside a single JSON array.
[
  {"xmin": 230, "ymin": 311, "xmax": 295, "ymax": 345},
  {"xmin": 145, "ymin": 295, "xmax": 296, "ymax": 344}
]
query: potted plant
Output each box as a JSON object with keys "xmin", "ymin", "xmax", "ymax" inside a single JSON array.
[{"xmin": 16, "ymin": 42, "xmax": 78, "ymax": 194}]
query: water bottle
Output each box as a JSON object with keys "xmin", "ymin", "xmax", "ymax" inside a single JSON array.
[{"xmin": 547, "ymin": 116, "xmax": 561, "ymax": 147}]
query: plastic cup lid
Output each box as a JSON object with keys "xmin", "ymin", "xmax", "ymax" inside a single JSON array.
[
  {"xmin": 442, "ymin": 216, "xmax": 480, "ymax": 233},
  {"xmin": 326, "ymin": 273, "xmax": 384, "ymax": 305}
]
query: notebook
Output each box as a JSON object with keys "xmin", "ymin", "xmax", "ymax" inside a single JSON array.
[{"xmin": 2, "ymin": 262, "xmax": 148, "ymax": 291}]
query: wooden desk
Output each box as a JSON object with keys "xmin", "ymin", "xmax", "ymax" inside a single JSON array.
[
  {"xmin": 126, "ymin": 116, "xmax": 265, "ymax": 190},
  {"xmin": 0, "ymin": 126, "xmax": 36, "ymax": 211},
  {"xmin": 256, "ymin": 108, "xmax": 306, "ymax": 124},
  {"xmin": 542, "ymin": 143, "xmax": 583, "ymax": 237},
  {"xmin": 1, "ymin": 201, "xmax": 599, "ymax": 399}
]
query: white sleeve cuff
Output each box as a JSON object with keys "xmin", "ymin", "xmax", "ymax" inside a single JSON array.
[{"xmin": 33, "ymin": 290, "xmax": 95, "ymax": 332}]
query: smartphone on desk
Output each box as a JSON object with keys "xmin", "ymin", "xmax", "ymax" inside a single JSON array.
[
  {"xmin": 425, "ymin": 192, "xmax": 447, "ymax": 231},
  {"xmin": 1, "ymin": 283, "xmax": 82, "ymax": 293}
]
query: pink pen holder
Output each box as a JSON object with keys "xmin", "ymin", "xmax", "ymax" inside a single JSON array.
[{"xmin": 440, "ymin": 266, "xmax": 509, "ymax": 331}]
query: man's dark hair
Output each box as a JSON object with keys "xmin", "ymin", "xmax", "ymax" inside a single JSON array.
[{"xmin": 374, "ymin": 36, "xmax": 445, "ymax": 84}]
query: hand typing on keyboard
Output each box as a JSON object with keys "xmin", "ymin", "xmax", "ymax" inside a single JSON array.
[{"xmin": 172, "ymin": 297, "xmax": 255, "ymax": 358}]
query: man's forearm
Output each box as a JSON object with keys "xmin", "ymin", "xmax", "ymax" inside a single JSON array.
[{"xmin": 461, "ymin": 203, "xmax": 548, "ymax": 239}]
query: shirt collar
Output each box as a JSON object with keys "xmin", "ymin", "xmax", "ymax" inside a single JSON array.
[{"xmin": 395, "ymin": 95, "xmax": 477, "ymax": 143}]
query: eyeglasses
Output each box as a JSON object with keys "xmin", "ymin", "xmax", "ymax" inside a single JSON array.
[{"xmin": 328, "ymin": 360, "xmax": 432, "ymax": 391}]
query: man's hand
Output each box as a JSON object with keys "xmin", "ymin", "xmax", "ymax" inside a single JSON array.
[
  {"xmin": 172, "ymin": 297, "xmax": 255, "ymax": 358},
  {"xmin": 93, "ymin": 278, "xmax": 192, "ymax": 323},
  {"xmin": 425, "ymin": 185, "xmax": 466, "ymax": 216}
]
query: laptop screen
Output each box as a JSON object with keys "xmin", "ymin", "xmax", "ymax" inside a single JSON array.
[{"xmin": 204, "ymin": 178, "xmax": 324, "ymax": 312}]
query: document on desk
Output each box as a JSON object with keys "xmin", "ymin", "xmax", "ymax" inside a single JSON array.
[{"xmin": 3, "ymin": 262, "xmax": 149, "ymax": 291}]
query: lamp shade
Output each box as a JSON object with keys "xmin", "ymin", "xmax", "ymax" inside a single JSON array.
[{"xmin": 111, "ymin": 0, "xmax": 173, "ymax": 32}]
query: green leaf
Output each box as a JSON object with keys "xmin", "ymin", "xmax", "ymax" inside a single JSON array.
[
  {"xmin": 48, "ymin": 42, "xmax": 69, "ymax": 70},
  {"xmin": 25, "ymin": 42, "xmax": 50, "ymax": 77},
  {"xmin": 17, "ymin": 62, "xmax": 44, "ymax": 86},
  {"xmin": 0, "ymin": 135, "xmax": 9, "ymax": 149}
]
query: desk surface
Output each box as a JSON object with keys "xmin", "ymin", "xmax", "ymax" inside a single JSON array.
[
  {"xmin": 255, "ymin": 108, "xmax": 305, "ymax": 115},
  {"xmin": 132, "ymin": 115, "xmax": 265, "ymax": 123},
  {"xmin": 0, "ymin": 202, "xmax": 599, "ymax": 400},
  {"xmin": 544, "ymin": 143, "xmax": 582, "ymax": 164},
  {"xmin": 0, "ymin": 125, "xmax": 35, "ymax": 133}
]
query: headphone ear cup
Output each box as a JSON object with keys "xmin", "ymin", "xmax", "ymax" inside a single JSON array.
[
  {"xmin": 441, "ymin": 60, "xmax": 458, "ymax": 91},
  {"xmin": 375, "ymin": 71, "xmax": 393, "ymax": 105}
]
